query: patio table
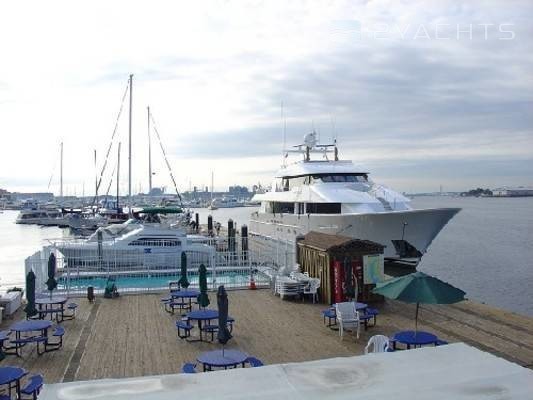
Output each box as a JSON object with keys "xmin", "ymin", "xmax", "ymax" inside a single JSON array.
[
  {"xmin": 0, "ymin": 366, "xmax": 27, "ymax": 399},
  {"xmin": 170, "ymin": 289, "xmax": 200, "ymax": 313},
  {"xmin": 36, "ymin": 295, "xmax": 68, "ymax": 322},
  {"xmin": 393, "ymin": 330, "xmax": 439, "ymax": 350},
  {"xmin": 186, "ymin": 309, "xmax": 219, "ymax": 342},
  {"xmin": 196, "ymin": 349, "xmax": 248, "ymax": 372},
  {"xmin": 326, "ymin": 302, "xmax": 368, "ymax": 329},
  {"xmin": 7, "ymin": 320, "xmax": 53, "ymax": 356}
]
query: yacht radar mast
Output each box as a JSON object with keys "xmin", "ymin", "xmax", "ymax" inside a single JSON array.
[{"xmin": 284, "ymin": 131, "xmax": 339, "ymax": 162}]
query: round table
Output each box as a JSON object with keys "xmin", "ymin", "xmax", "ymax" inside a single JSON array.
[
  {"xmin": 169, "ymin": 290, "xmax": 200, "ymax": 314},
  {"xmin": 331, "ymin": 302, "xmax": 368, "ymax": 311},
  {"xmin": 393, "ymin": 330, "xmax": 438, "ymax": 349},
  {"xmin": 0, "ymin": 366, "xmax": 26, "ymax": 398},
  {"xmin": 187, "ymin": 309, "xmax": 219, "ymax": 320},
  {"xmin": 8, "ymin": 319, "xmax": 53, "ymax": 356},
  {"xmin": 197, "ymin": 349, "xmax": 248, "ymax": 371},
  {"xmin": 36, "ymin": 296, "xmax": 68, "ymax": 322},
  {"xmin": 35, "ymin": 296, "xmax": 68, "ymax": 305},
  {"xmin": 170, "ymin": 289, "xmax": 199, "ymax": 298},
  {"xmin": 186, "ymin": 309, "xmax": 219, "ymax": 342},
  {"xmin": 10, "ymin": 320, "xmax": 53, "ymax": 332}
]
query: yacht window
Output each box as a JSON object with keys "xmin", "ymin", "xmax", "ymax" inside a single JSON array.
[
  {"xmin": 281, "ymin": 176, "xmax": 308, "ymax": 189},
  {"xmin": 312, "ymin": 174, "xmax": 368, "ymax": 183},
  {"xmin": 272, "ymin": 202, "xmax": 295, "ymax": 214},
  {"xmin": 306, "ymin": 203, "xmax": 341, "ymax": 214},
  {"xmin": 297, "ymin": 203, "xmax": 305, "ymax": 214},
  {"xmin": 129, "ymin": 238, "xmax": 180, "ymax": 246}
]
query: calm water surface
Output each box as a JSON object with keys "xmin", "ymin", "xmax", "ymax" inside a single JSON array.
[{"xmin": 1, "ymin": 197, "xmax": 531, "ymax": 316}]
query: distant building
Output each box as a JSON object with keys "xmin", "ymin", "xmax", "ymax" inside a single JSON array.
[
  {"xmin": 148, "ymin": 187, "xmax": 165, "ymax": 196},
  {"xmin": 228, "ymin": 185, "xmax": 249, "ymax": 196},
  {"xmin": 492, "ymin": 187, "xmax": 533, "ymax": 197},
  {"xmin": 12, "ymin": 192, "xmax": 54, "ymax": 202}
]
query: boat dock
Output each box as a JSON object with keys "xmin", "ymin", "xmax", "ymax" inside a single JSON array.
[{"xmin": 0, "ymin": 289, "xmax": 531, "ymax": 384}]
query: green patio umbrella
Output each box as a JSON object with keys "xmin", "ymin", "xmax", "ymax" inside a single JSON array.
[
  {"xmin": 197, "ymin": 264, "xmax": 210, "ymax": 308},
  {"xmin": 24, "ymin": 270, "xmax": 38, "ymax": 318},
  {"xmin": 372, "ymin": 271, "xmax": 466, "ymax": 332},
  {"xmin": 46, "ymin": 253, "xmax": 58, "ymax": 299},
  {"xmin": 177, "ymin": 252, "xmax": 190, "ymax": 289}
]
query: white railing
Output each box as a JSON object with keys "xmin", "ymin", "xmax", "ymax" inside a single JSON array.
[{"xmin": 24, "ymin": 234, "xmax": 292, "ymax": 297}]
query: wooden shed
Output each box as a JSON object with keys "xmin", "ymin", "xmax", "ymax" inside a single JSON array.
[{"xmin": 297, "ymin": 231, "xmax": 386, "ymax": 304}]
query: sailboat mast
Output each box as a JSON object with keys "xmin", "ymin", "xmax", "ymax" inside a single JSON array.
[
  {"xmin": 117, "ymin": 142, "xmax": 121, "ymax": 210},
  {"xmin": 94, "ymin": 149, "xmax": 98, "ymax": 203},
  {"xmin": 147, "ymin": 106, "xmax": 152, "ymax": 194},
  {"xmin": 128, "ymin": 74, "xmax": 133, "ymax": 209},
  {"xmin": 60, "ymin": 142, "xmax": 63, "ymax": 199}
]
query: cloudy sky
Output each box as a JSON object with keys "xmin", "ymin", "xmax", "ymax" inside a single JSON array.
[{"xmin": 0, "ymin": 0, "xmax": 531, "ymax": 195}]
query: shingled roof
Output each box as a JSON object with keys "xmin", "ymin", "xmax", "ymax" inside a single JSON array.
[{"xmin": 297, "ymin": 231, "xmax": 385, "ymax": 253}]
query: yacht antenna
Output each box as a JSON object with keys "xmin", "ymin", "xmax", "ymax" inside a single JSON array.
[
  {"xmin": 147, "ymin": 106, "xmax": 152, "ymax": 194},
  {"xmin": 128, "ymin": 74, "xmax": 133, "ymax": 214}
]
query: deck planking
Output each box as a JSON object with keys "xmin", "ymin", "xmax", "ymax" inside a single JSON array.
[{"xmin": 0, "ymin": 289, "xmax": 532, "ymax": 384}]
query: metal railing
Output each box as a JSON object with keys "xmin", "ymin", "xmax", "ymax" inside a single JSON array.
[{"xmin": 24, "ymin": 234, "xmax": 294, "ymax": 297}]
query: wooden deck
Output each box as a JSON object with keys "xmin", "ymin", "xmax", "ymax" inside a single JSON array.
[{"xmin": 1, "ymin": 289, "xmax": 532, "ymax": 384}]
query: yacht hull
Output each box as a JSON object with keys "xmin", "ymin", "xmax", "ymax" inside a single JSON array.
[{"xmin": 249, "ymin": 207, "xmax": 460, "ymax": 264}]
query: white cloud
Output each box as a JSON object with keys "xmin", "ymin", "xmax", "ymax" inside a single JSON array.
[{"xmin": 0, "ymin": 0, "xmax": 531, "ymax": 194}]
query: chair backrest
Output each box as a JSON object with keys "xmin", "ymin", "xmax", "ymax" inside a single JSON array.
[
  {"xmin": 304, "ymin": 279, "xmax": 320, "ymax": 294},
  {"xmin": 246, "ymin": 357, "xmax": 264, "ymax": 367},
  {"xmin": 335, "ymin": 302, "xmax": 358, "ymax": 320},
  {"xmin": 364, "ymin": 335, "xmax": 390, "ymax": 354}
]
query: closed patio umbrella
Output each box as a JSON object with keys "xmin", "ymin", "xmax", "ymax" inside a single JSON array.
[
  {"xmin": 177, "ymin": 252, "xmax": 190, "ymax": 289},
  {"xmin": 217, "ymin": 285, "xmax": 232, "ymax": 355},
  {"xmin": 46, "ymin": 253, "xmax": 58, "ymax": 299},
  {"xmin": 24, "ymin": 270, "xmax": 38, "ymax": 318},
  {"xmin": 373, "ymin": 271, "xmax": 466, "ymax": 332},
  {"xmin": 197, "ymin": 264, "xmax": 210, "ymax": 308}
]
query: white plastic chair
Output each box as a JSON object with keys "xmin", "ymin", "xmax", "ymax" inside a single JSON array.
[
  {"xmin": 303, "ymin": 279, "xmax": 320, "ymax": 303},
  {"xmin": 335, "ymin": 302, "xmax": 360, "ymax": 340},
  {"xmin": 364, "ymin": 335, "xmax": 390, "ymax": 354}
]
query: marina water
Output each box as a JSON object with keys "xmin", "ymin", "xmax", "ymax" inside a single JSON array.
[{"xmin": 0, "ymin": 196, "xmax": 531, "ymax": 317}]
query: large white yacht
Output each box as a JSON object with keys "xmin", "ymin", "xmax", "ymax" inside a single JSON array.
[{"xmin": 250, "ymin": 133, "xmax": 460, "ymax": 266}]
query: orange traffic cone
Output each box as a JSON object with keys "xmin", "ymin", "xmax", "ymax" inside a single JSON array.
[{"xmin": 249, "ymin": 274, "xmax": 257, "ymax": 290}]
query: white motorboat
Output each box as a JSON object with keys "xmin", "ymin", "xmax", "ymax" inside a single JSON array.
[
  {"xmin": 249, "ymin": 133, "xmax": 460, "ymax": 266},
  {"xmin": 15, "ymin": 201, "xmax": 63, "ymax": 225},
  {"xmin": 55, "ymin": 219, "xmax": 213, "ymax": 268},
  {"xmin": 210, "ymin": 197, "xmax": 243, "ymax": 209}
]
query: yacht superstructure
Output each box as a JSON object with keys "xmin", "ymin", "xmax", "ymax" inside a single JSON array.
[{"xmin": 250, "ymin": 133, "xmax": 460, "ymax": 266}]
